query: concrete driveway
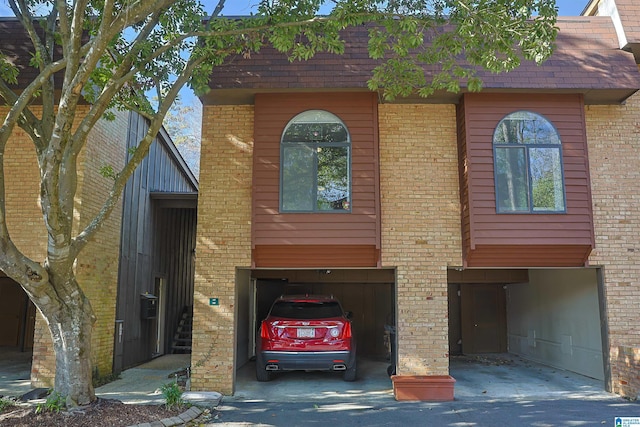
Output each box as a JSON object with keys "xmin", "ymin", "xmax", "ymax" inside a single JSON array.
[
  {"xmin": 212, "ymin": 354, "xmax": 638, "ymax": 426},
  {"xmin": 228, "ymin": 354, "xmax": 614, "ymax": 403}
]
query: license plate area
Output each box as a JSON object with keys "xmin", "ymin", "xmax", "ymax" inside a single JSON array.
[{"xmin": 296, "ymin": 328, "xmax": 315, "ymax": 338}]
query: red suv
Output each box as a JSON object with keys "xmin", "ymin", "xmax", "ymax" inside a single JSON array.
[{"xmin": 255, "ymin": 295, "xmax": 356, "ymax": 382}]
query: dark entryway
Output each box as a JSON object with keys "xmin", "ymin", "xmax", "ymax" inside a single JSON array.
[
  {"xmin": 448, "ymin": 269, "xmax": 526, "ymax": 356},
  {"xmin": 0, "ymin": 273, "xmax": 35, "ymax": 352},
  {"xmin": 460, "ymin": 284, "xmax": 507, "ymax": 354}
]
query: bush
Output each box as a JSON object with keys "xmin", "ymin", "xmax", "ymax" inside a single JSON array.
[
  {"xmin": 160, "ymin": 381, "xmax": 184, "ymax": 410},
  {"xmin": 0, "ymin": 397, "xmax": 16, "ymax": 412},
  {"xmin": 35, "ymin": 390, "xmax": 66, "ymax": 414}
]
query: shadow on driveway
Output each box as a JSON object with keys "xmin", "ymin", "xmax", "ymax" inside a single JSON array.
[{"xmin": 212, "ymin": 355, "xmax": 638, "ymax": 426}]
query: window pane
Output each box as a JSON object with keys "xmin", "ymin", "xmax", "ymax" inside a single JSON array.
[
  {"xmin": 270, "ymin": 301, "xmax": 343, "ymax": 319},
  {"xmin": 282, "ymin": 145, "xmax": 315, "ymax": 211},
  {"xmin": 494, "ymin": 112, "xmax": 560, "ymax": 145},
  {"xmin": 282, "ymin": 122, "xmax": 349, "ymax": 143},
  {"xmin": 495, "ymin": 147, "xmax": 529, "ymax": 212},
  {"xmin": 530, "ymin": 147, "xmax": 565, "ymax": 211},
  {"xmin": 280, "ymin": 110, "xmax": 351, "ymax": 213},
  {"xmin": 317, "ymin": 147, "xmax": 349, "ymax": 211}
]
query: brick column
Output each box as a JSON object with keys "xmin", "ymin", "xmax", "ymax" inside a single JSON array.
[
  {"xmin": 586, "ymin": 93, "xmax": 640, "ymax": 400},
  {"xmin": 378, "ymin": 104, "xmax": 462, "ymax": 380},
  {"xmin": 191, "ymin": 105, "xmax": 254, "ymax": 394}
]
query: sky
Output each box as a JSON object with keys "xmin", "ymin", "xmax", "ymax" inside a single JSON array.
[
  {"xmin": 220, "ymin": 1, "xmax": 588, "ymax": 16},
  {"xmin": 0, "ymin": 1, "xmax": 591, "ymax": 18}
]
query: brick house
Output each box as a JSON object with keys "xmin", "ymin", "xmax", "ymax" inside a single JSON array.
[
  {"xmin": 0, "ymin": 18, "xmax": 198, "ymax": 387},
  {"xmin": 191, "ymin": 0, "xmax": 640, "ymax": 400}
]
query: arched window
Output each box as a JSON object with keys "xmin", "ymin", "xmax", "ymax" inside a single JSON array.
[
  {"xmin": 493, "ymin": 111, "xmax": 566, "ymax": 213},
  {"xmin": 280, "ymin": 110, "xmax": 351, "ymax": 212}
]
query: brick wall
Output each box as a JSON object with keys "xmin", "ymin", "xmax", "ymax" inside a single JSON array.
[
  {"xmin": 190, "ymin": 97, "xmax": 640, "ymax": 400},
  {"xmin": 378, "ymin": 104, "xmax": 462, "ymax": 376},
  {"xmin": 2, "ymin": 106, "xmax": 126, "ymax": 386},
  {"xmin": 586, "ymin": 92, "xmax": 640, "ymax": 399},
  {"xmin": 3, "ymin": 106, "xmax": 52, "ymax": 386},
  {"xmin": 191, "ymin": 105, "xmax": 254, "ymax": 394},
  {"xmin": 73, "ymin": 109, "xmax": 127, "ymax": 378}
]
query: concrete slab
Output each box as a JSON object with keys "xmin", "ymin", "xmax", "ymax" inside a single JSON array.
[
  {"xmin": 230, "ymin": 358, "xmax": 394, "ymax": 404},
  {"xmin": 95, "ymin": 354, "xmax": 191, "ymax": 404},
  {"xmin": 229, "ymin": 354, "xmax": 614, "ymax": 404},
  {"xmin": 0, "ymin": 347, "xmax": 32, "ymax": 399},
  {"xmin": 451, "ymin": 354, "xmax": 612, "ymax": 401},
  {"xmin": 182, "ymin": 391, "xmax": 222, "ymax": 408}
]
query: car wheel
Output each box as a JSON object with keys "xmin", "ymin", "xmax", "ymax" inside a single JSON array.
[
  {"xmin": 343, "ymin": 360, "xmax": 357, "ymax": 382},
  {"xmin": 255, "ymin": 361, "xmax": 273, "ymax": 382}
]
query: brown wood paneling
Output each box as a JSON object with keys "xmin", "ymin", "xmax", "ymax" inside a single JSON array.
[
  {"xmin": 315, "ymin": 282, "xmax": 392, "ymax": 357},
  {"xmin": 252, "ymin": 268, "xmax": 395, "ymax": 284},
  {"xmin": 252, "ymin": 92, "xmax": 380, "ymax": 268},
  {"xmin": 457, "ymin": 98, "xmax": 472, "ymax": 264},
  {"xmin": 460, "ymin": 284, "xmax": 507, "ymax": 354},
  {"xmin": 459, "ymin": 93, "xmax": 594, "ymax": 268},
  {"xmin": 466, "ymin": 245, "xmax": 591, "ymax": 268},
  {"xmin": 253, "ymin": 245, "xmax": 379, "ymax": 268}
]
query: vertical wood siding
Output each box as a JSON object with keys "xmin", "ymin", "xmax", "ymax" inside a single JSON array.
[
  {"xmin": 116, "ymin": 112, "xmax": 198, "ymax": 369},
  {"xmin": 252, "ymin": 92, "xmax": 380, "ymax": 267},
  {"xmin": 457, "ymin": 99, "xmax": 472, "ymax": 262},
  {"xmin": 459, "ymin": 93, "xmax": 595, "ymax": 267},
  {"xmin": 153, "ymin": 207, "xmax": 197, "ymax": 356}
]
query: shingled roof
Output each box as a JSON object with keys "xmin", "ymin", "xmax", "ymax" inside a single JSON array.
[
  {"xmin": 3, "ymin": 15, "xmax": 638, "ymax": 106},
  {"xmin": 203, "ymin": 16, "xmax": 640, "ymax": 105},
  {"xmin": 0, "ymin": 18, "xmax": 46, "ymax": 89}
]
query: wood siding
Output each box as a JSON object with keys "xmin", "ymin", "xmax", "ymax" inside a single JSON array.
[
  {"xmin": 458, "ymin": 93, "xmax": 595, "ymax": 267},
  {"xmin": 116, "ymin": 112, "xmax": 198, "ymax": 370},
  {"xmin": 252, "ymin": 93, "xmax": 380, "ymax": 268}
]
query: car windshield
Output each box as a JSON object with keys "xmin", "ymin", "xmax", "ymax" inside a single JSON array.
[{"xmin": 269, "ymin": 301, "xmax": 343, "ymax": 319}]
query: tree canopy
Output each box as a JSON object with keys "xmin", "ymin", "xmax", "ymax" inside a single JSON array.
[{"xmin": 0, "ymin": 0, "xmax": 558, "ymax": 407}]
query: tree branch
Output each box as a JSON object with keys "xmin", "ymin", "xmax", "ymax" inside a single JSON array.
[
  {"xmin": 70, "ymin": 56, "xmax": 205, "ymax": 257},
  {"xmin": 0, "ymin": 82, "xmax": 42, "ymax": 149}
]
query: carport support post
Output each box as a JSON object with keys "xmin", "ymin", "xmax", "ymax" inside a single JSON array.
[
  {"xmin": 392, "ymin": 267, "xmax": 454, "ymax": 401},
  {"xmin": 378, "ymin": 102, "xmax": 460, "ymax": 401}
]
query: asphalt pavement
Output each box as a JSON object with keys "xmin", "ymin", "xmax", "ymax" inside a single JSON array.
[
  {"xmin": 207, "ymin": 397, "xmax": 639, "ymax": 426},
  {"xmin": 209, "ymin": 355, "xmax": 640, "ymax": 426}
]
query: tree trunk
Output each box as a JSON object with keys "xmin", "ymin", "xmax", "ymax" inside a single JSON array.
[{"xmin": 38, "ymin": 274, "xmax": 97, "ymax": 407}]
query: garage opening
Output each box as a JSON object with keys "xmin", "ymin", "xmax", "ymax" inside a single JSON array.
[
  {"xmin": 0, "ymin": 271, "xmax": 35, "ymax": 353},
  {"xmin": 235, "ymin": 268, "xmax": 396, "ymax": 387},
  {"xmin": 448, "ymin": 267, "xmax": 608, "ymax": 387},
  {"xmin": 0, "ymin": 270, "xmax": 35, "ymax": 396}
]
